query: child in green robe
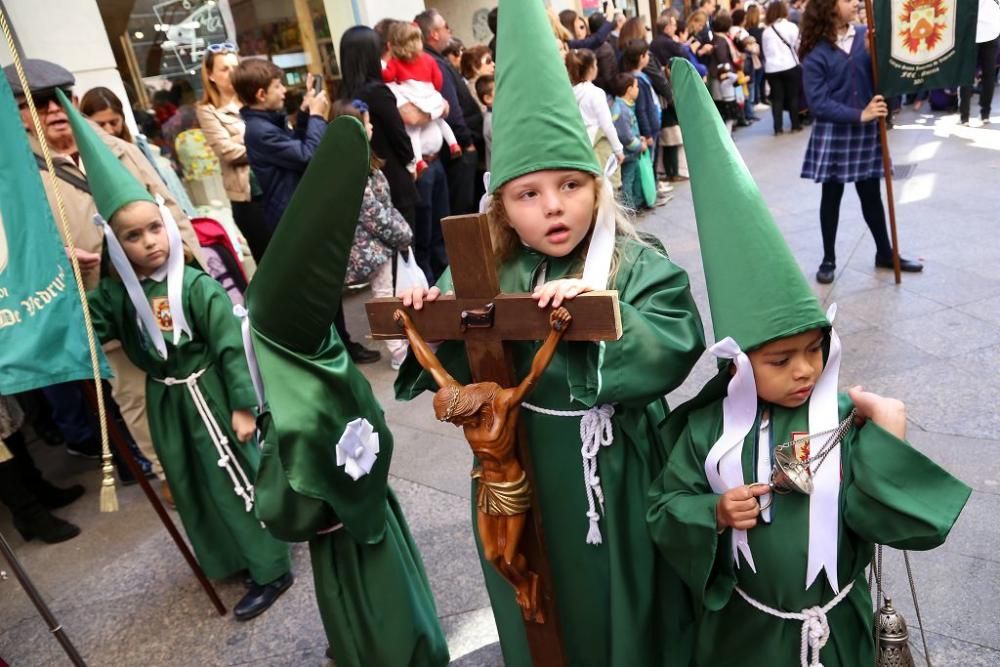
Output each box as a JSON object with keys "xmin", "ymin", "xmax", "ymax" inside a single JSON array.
[
  {"xmin": 59, "ymin": 90, "xmax": 293, "ymax": 621},
  {"xmin": 646, "ymin": 60, "xmax": 971, "ymax": 667},
  {"xmin": 394, "ymin": 1, "xmax": 706, "ymax": 664},
  {"xmin": 244, "ymin": 116, "xmax": 449, "ymax": 667}
]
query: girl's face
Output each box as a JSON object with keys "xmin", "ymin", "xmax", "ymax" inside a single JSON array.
[
  {"xmin": 361, "ymin": 111, "xmax": 373, "ymax": 140},
  {"xmin": 836, "ymin": 0, "xmax": 859, "ymax": 26},
  {"xmin": 499, "ymin": 170, "xmax": 596, "ymax": 258},
  {"xmin": 479, "ymin": 53, "xmax": 495, "ymax": 76},
  {"xmin": 113, "ymin": 201, "xmax": 170, "ymax": 275},
  {"xmin": 574, "ymin": 17, "xmax": 588, "ymax": 40},
  {"xmin": 747, "ymin": 329, "xmax": 825, "ymax": 408},
  {"xmin": 90, "ymin": 108, "xmax": 125, "ymax": 139},
  {"xmin": 209, "ymin": 52, "xmax": 239, "ymax": 97}
]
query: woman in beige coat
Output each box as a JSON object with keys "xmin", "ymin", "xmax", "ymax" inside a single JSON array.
[{"xmin": 196, "ymin": 44, "xmax": 270, "ymax": 261}]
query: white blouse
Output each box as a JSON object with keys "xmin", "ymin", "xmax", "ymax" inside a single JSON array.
[
  {"xmin": 573, "ymin": 81, "xmax": 624, "ymax": 155},
  {"xmin": 762, "ymin": 19, "xmax": 800, "ymax": 73}
]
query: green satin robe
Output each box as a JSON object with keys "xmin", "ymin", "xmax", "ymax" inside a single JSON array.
[
  {"xmin": 88, "ymin": 267, "xmax": 290, "ymax": 583},
  {"xmin": 647, "ymin": 385, "xmax": 971, "ymax": 666},
  {"xmin": 250, "ymin": 327, "xmax": 449, "ymax": 667},
  {"xmin": 396, "ymin": 240, "xmax": 706, "ymax": 667}
]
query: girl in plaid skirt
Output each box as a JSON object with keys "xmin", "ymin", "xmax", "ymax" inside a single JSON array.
[{"xmin": 798, "ymin": 0, "xmax": 923, "ymax": 284}]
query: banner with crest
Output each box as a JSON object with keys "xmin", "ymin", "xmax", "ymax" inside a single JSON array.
[{"xmin": 874, "ymin": 0, "xmax": 979, "ymax": 98}]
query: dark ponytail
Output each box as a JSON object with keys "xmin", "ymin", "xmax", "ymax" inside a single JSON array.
[{"xmin": 565, "ymin": 48, "xmax": 597, "ymax": 85}]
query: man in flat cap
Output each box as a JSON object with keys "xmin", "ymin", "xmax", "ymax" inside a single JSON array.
[{"xmin": 5, "ymin": 59, "xmax": 203, "ymax": 501}]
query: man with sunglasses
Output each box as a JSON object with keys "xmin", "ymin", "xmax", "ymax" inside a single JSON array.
[{"xmin": 4, "ymin": 59, "xmax": 204, "ymax": 504}]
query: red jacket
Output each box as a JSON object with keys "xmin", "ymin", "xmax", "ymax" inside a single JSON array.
[{"xmin": 381, "ymin": 52, "xmax": 443, "ymax": 91}]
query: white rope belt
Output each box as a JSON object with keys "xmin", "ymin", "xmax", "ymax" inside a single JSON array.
[
  {"xmin": 521, "ymin": 402, "xmax": 615, "ymax": 545},
  {"xmin": 154, "ymin": 369, "xmax": 255, "ymax": 512},
  {"xmin": 734, "ymin": 580, "xmax": 854, "ymax": 667}
]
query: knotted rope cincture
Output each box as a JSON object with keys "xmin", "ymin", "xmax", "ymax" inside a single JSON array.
[
  {"xmin": 735, "ymin": 580, "xmax": 854, "ymax": 667},
  {"xmin": 521, "ymin": 402, "xmax": 615, "ymax": 544},
  {"xmin": 154, "ymin": 369, "xmax": 255, "ymax": 512}
]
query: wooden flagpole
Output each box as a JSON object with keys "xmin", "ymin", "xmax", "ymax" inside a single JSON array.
[
  {"xmin": 0, "ymin": 529, "xmax": 87, "ymax": 666},
  {"xmin": 864, "ymin": 0, "xmax": 903, "ymax": 284}
]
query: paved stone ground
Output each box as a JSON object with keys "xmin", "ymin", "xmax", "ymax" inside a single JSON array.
[{"xmin": 2, "ymin": 104, "xmax": 999, "ymax": 666}]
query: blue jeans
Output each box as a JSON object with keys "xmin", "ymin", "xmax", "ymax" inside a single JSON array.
[
  {"xmin": 620, "ymin": 157, "xmax": 643, "ymax": 210},
  {"xmin": 414, "ymin": 158, "xmax": 450, "ymax": 284}
]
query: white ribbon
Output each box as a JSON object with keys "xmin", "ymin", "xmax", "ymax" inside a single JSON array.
[
  {"xmin": 704, "ymin": 336, "xmax": 759, "ymax": 572},
  {"xmin": 806, "ymin": 304, "xmax": 843, "ymax": 593},
  {"xmin": 478, "ymin": 171, "xmax": 492, "ymax": 214},
  {"xmin": 92, "ymin": 196, "xmax": 191, "ymax": 359},
  {"xmin": 580, "ymin": 155, "xmax": 620, "ymax": 291},
  {"xmin": 157, "ymin": 196, "xmax": 192, "ymax": 346},
  {"xmin": 233, "ymin": 305, "xmax": 266, "ymax": 411},
  {"xmin": 706, "ymin": 305, "xmax": 844, "ymax": 590},
  {"xmin": 336, "ymin": 418, "xmax": 380, "ymax": 481},
  {"xmin": 735, "ymin": 580, "xmax": 853, "ymax": 667},
  {"xmin": 94, "ymin": 212, "xmax": 167, "ymax": 358},
  {"xmin": 154, "ymin": 369, "xmax": 256, "ymax": 512},
  {"xmin": 522, "ymin": 402, "xmax": 616, "ymax": 545}
]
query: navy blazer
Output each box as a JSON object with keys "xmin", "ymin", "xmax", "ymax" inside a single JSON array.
[
  {"xmin": 802, "ymin": 26, "xmax": 875, "ymax": 124},
  {"xmin": 242, "ymin": 107, "xmax": 326, "ymax": 230}
]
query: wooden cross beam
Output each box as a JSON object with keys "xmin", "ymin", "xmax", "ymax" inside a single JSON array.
[{"xmin": 367, "ymin": 213, "xmax": 622, "ymax": 666}]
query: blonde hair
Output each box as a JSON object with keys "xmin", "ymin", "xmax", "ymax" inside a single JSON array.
[
  {"xmin": 686, "ymin": 10, "xmax": 708, "ymax": 34},
  {"xmin": 487, "ymin": 173, "xmax": 642, "ymax": 284},
  {"xmin": 546, "ymin": 8, "xmax": 573, "ymax": 42},
  {"xmin": 389, "ymin": 22, "xmax": 423, "ymax": 61}
]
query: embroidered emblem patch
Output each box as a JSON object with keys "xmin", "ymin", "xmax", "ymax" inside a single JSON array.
[
  {"xmin": 791, "ymin": 431, "xmax": 811, "ymax": 464},
  {"xmin": 151, "ymin": 297, "xmax": 173, "ymax": 331}
]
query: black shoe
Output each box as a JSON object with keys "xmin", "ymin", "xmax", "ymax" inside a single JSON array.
[
  {"xmin": 347, "ymin": 341, "xmax": 381, "ymax": 365},
  {"xmin": 35, "ymin": 483, "xmax": 85, "ymax": 510},
  {"xmin": 234, "ymin": 572, "xmax": 294, "ymax": 621},
  {"xmin": 790, "ymin": 126, "xmax": 804, "ymax": 133},
  {"xmin": 14, "ymin": 510, "xmax": 81, "ymax": 543},
  {"xmin": 326, "ymin": 646, "xmax": 336, "ymax": 661},
  {"xmin": 66, "ymin": 438, "xmax": 101, "ymax": 460},
  {"xmin": 816, "ymin": 262, "xmax": 836, "ymax": 284},
  {"xmin": 875, "ymin": 255, "xmax": 923, "ymax": 272},
  {"xmin": 774, "ymin": 129, "xmax": 784, "ymax": 135}
]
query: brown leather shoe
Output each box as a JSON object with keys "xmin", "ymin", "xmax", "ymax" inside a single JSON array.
[{"xmin": 161, "ymin": 480, "xmax": 175, "ymax": 509}]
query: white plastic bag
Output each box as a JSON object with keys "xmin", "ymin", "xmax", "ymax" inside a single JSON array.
[{"xmin": 394, "ymin": 249, "xmax": 429, "ymax": 296}]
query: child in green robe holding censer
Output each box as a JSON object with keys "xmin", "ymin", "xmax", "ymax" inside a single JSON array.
[
  {"xmin": 59, "ymin": 90, "xmax": 293, "ymax": 621},
  {"xmin": 242, "ymin": 115, "xmax": 449, "ymax": 667},
  {"xmin": 646, "ymin": 60, "xmax": 971, "ymax": 667},
  {"xmin": 394, "ymin": 0, "xmax": 706, "ymax": 664}
]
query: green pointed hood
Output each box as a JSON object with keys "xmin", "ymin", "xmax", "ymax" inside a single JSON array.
[
  {"xmin": 247, "ymin": 116, "xmax": 392, "ymax": 544},
  {"xmin": 57, "ymin": 89, "xmax": 154, "ymax": 221},
  {"xmin": 488, "ymin": 0, "xmax": 600, "ymax": 193},
  {"xmin": 247, "ymin": 116, "xmax": 370, "ymax": 354},
  {"xmin": 671, "ymin": 59, "xmax": 828, "ymax": 351}
]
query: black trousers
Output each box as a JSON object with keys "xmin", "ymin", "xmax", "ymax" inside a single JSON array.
[
  {"xmin": 766, "ymin": 67, "xmax": 802, "ymax": 132},
  {"xmin": 441, "ymin": 147, "xmax": 478, "ymax": 216},
  {"xmin": 959, "ymin": 36, "xmax": 999, "ymax": 122},
  {"xmin": 819, "ymin": 178, "xmax": 894, "ymax": 265},
  {"xmin": 231, "ymin": 197, "xmax": 272, "ymax": 263}
]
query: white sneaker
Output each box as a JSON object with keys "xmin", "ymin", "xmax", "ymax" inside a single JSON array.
[{"xmin": 657, "ymin": 182, "xmax": 674, "ymax": 194}]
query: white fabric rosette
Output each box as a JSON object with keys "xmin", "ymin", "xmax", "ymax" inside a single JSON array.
[{"xmin": 336, "ymin": 418, "xmax": 380, "ymax": 481}]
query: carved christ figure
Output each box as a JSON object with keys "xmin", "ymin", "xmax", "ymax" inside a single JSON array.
[{"xmin": 393, "ymin": 306, "xmax": 572, "ymax": 622}]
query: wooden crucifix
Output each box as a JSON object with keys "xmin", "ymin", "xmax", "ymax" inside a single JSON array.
[{"xmin": 366, "ymin": 213, "xmax": 622, "ymax": 666}]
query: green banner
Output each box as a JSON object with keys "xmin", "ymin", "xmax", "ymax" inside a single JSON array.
[
  {"xmin": 874, "ymin": 0, "xmax": 979, "ymax": 98},
  {"xmin": 0, "ymin": 75, "xmax": 109, "ymax": 393}
]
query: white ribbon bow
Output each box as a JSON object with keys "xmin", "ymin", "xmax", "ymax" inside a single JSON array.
[
  {"xmin": 336, "ymin": 418, "xmax": 380, "ymax": 481},
  {"xmin": 704, "ymin": 336, "xmax": 759, "ymax": 572}
]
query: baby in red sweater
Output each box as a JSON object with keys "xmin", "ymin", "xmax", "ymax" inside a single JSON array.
[{"xmin": 383, "ymin": 22, "xmax": 461, "ymax": 176}]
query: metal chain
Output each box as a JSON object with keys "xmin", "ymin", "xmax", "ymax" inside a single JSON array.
[
  {"xmin": 0, "ymin": 6, "xmax": 115, "ymax": 510},
  {"xmin": 773, "ymin": 409, "xmax": 858, "ymax": 471},
  {"xmin": 903, "ymin": 550, "xmax": 933, "ymax": 667}
]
